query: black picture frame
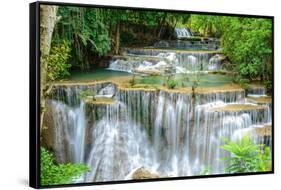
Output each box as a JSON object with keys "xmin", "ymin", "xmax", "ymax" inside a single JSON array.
[{"xmin": 30, "ymin": 1, "xmax": 274, "ymax": 189}]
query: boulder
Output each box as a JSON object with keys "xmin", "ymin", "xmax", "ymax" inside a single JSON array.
[{"xmin": 132, "ymin": 167, "xmax": 160, "ymax": 180}]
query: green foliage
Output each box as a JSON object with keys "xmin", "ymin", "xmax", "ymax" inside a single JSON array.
[
  {"xmin": 79, "ymin": 90, "xmax": 96, "ymax": 99},
  {"xmin": 129, "ymin": 74, "xmax": 136, "ymax": 87},
  {"xmin": 220, "ymin": 135, "xmax": 271, "ymax": 173},
  {"xmin": 189, "ymin": 16, "xmax": 272, "ymax": 91},
  {"xmin": 167, "ymin": 79, "xmax": 177, "ymax": 89},
  {"xmin": 40, "ymin": 147, "xmax": 90, "ymax": 186},
  {"xmin": 263, "ymin": 80, "xmax": 272, "ymax": 93},
  {"xmin": 189, "ymin": 15, "xmax": 225, "ymax": 37},
  {"xmin": 54, "ymin": 7, "xmax": 112, "ymax": 70},
  {"xmin": 199, "ymin": 166, "xmax": 211, "ymax": 175},
  {"xmin": 48, "ymin": 41, "xmax": 71, "ymax": 81},
  {"xmin": 233, "ymin": 75, "xmax": 249, "ymax": 90},
  {"xmin": 52, "ymin": 7, "xmax": 192, "ymax": 70},
  {"xmin": 221, "ymin": 17, "xmax": 272, "ymax": 83}
]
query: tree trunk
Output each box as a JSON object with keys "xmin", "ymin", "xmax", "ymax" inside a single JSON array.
[
  {"xmin": 157, "ymin": 17, "xmax": 166, "ymax": 38},
  {"xmin": 115, "ymin": 22, "xmax": 121, "ymax": 55},
  {"xmin": 40, "ymin": 5, "xmax": 60, "ymax": 133}
]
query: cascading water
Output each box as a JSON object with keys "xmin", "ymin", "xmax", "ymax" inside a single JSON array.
[
  {"xmin": 247, "ymin": 86, "xmax": 266, "ymax": 97},
  {"xmin": 50, "ymin": 100, "xmax": 86, "ymax": 164},
  {"xmin": 46, "ymin": 81, "xmax": 272, "ymax": 182},
  {"xmin": 108, "ymin": 50, "xmax": 222, "ymax": 74},
  {"xmin": 175, "ymin": 28, "xmax": 193, "ymax": 38},
  {"xmin": 208, "ymin": 54, "xmax": 222, "ymax": 71},
  {"xmin": 84, "ymin": 101, "xmax": 154, "ymax": 182}
]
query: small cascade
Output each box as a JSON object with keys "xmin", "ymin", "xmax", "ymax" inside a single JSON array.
[
  {"xmin": 175, "ymin": 28, "xmax": 193, "ymax": 38},
  {"xmin": 107, "ymin": 59, "xmax": 149, "ymax": 73},
  {"xmin": 150, "ymin": 91, "xmax": 193, "ymax": 176},
  {"xmin": 50, "ymin": 100, "xmax": 86, "ymax": 164},
  {"xmin": 84, "ymin": 102, "xmax": 153, "ymax": 182},
  {"xmin": 208, "ymin": 54, "xmax": 222, "ymax": 71},
  {"xmin": 110, "ymin": 48, "xmax": 221, "ymax": 73},
  {"xmin": 231, "ymin": 123, "xmax": 272, "ymax": 152},
  {"xmin": 247, "ymin": 86, "xmax": 266, "ymax": 97},
  {"xmin": 196, "ymin": 90, "xmax": 245, "ymax": 105},
  {"xmin": 192, "ymin": 100, "xmax": 271, "ymax": 174}
]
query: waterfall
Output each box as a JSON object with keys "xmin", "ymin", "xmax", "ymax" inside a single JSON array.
[
  {"xmin": 247, "ymin": 86, "xmax": 266, "ymax": 97},
  {"xmin": 50, "ymin": 100, "xmax": 86, "ymax": 164},
  {"xmin": 175, "ymin": 28, "xmax": 193, "ymax": 38},
  {"xmin": 108, "ymin": 50, "xmax": 222, "ymax": 74},
  {"xmin": 208, "ymin": 54, "xmax": 222, "ymax": 71},
  {"xmin": 84, "ymin": 102, "xmax": 153, "ymax": 182},
  {"xmin": 44, "ymin": 81, "xmax": 272, "ymax": 182}
]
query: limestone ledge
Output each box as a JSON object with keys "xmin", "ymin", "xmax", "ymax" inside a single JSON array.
[
  {"xmin": 209, "ymin": 104, "xmax": 267, "ymax": 112},
  {"xmin": 111, "ymin": 54, "xmax": 162, "ymax": 61},
  {"xmin": 84, "ymin": 97, "xmax": 115, "ymax": 105},
  {"xmin": 254, "ymin": 126, "xmax": 272, "ymax": 136},
  {"xmin": 247, "ymin": 96, "xmax": 272, "ymax": 104},
  {"xmin": 196, "ymin": 84, "xmax": 244, "ymax": 94},
  {"xmin": 122, "ymin": 47, "xmax": 222, "ymax": 54},
  {"xmin": 52, "ymin": 81, "xmax": 247, "ymax": 96}
]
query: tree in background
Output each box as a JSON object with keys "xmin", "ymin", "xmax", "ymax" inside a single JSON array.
[
  {"xmin": 40, "ymin": 5, "xmax": 60, "ymax": 131},
  {"xmin": 189, "ymin": 15, "xmax": 272, "ymax": 92},
  {"xmin": 188, "ymin": 14, "xmax": 225, "ymax": 37},
  {"xmin": 221, "ymin": 17, "xmax": 272, "ymax": 91}
]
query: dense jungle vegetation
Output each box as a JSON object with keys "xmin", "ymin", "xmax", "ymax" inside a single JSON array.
[
  {"xmin": 39, "ymin": 5, "xmax": 273, "ymax": 185},
  {"xmin": 47, "ymin": 7, "xmax": 272, "ymax": 90}
]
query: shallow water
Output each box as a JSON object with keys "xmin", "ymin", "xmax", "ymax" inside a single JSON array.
[
  {"xmin": 69, "ymin": 69, "xmax": 233, "ymax": 88},
  {"xmin": 69, "ymin": 69, "xmax": 132, "ymax": 81}
]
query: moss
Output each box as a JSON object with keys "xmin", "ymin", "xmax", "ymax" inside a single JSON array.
[{"xmin": 209, "ymin": 104, "xmax": 266, "ymax": 112}]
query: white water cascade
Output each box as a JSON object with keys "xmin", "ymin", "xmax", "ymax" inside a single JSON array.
[
  {"xmin": 108, "ymin": 51, "xmax": 223, "ymax": 74},
  {"xmin": 208, "ymin": 54, "xmax": 222, "ymax": 71},
  {"xmin": 44, "ymin": 81, "xmax": 272, "ymax": 183},
  {"xmin": 175, "ymin": 28, "xmax": 193, "ymax": 38}
]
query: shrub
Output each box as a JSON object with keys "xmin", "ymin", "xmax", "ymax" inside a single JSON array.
[
  {"xmin": 167, "ymin": 79, "xmax": 177, "ymax": 89},
  {"xmin": 47, "ymin": 40, "xmax": 72, "ymax": 81},
  {"xmin": 220, "ymin": 135, "xmax": 271, "ymax": 173},
  {"xmin": 263, "ymin": 80, "xmax": 272, "ymax": 94},
  {"xmin": 199, "ymin": 166, "xmax": 211, "ymax": 175},
  {"xmin": 129, "ymin": 74, "xmax": 136, "ymax": 86},
  {"xmin": 40, "ymin": 147, "xmax": 90, "ymax": 186},
  {"xmin": 79, "ymin": 90, "xmax": 96, "ymax": 99}
]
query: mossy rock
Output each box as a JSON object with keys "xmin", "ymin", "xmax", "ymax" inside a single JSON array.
[{"xmin": 132, "ymin": 168, "xmax": 160, "ymax": 180}]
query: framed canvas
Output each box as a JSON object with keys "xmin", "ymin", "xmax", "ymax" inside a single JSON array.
[{"xmin": 30, "ymin": 1, "xmax": 274, "ymax": 188}]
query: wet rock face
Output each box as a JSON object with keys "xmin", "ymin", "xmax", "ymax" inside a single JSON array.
[{"xmin": 132, "ymin": 167, "xmax": 160, "ymax": 179}]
